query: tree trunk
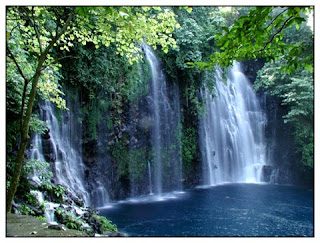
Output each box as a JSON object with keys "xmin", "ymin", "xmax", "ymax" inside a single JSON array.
[{"xmin": 6, "ymin": 56, "xmax": 45, "ymax": 213}]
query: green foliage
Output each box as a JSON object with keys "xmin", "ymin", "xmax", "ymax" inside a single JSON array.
[
  {"xmin": 110, "ymin": 138, "xmax": 129, "ymax": 178},
  {"xmin": 91, "ymin": 214, "xmax": 118, "ymax": 233},
  {"xmin": 29, "ymin": 114, "xmax": 47, "ymax": 134},
  {"xmin": 173, "ymin": 7, "xmax": 224, "ymax": 69},
  {"xmin": 70, "ymin": 6, "xmax": 179, "ymax": 63},
  {"xmin": 110, "ymin": 138, "xmax": 152, "ymax": 182},
  {"xmin": 197, "ymin": 6, "xmax": 313, "ymax": 74},
  {"xmin": 37, "ymin": 66, "xmax": 67, "ymax": 109},
  {"xmin": 55, "ymin": 207, "xmax": 84, "ymax": 231},
  {"xmin": 161, "ymin": 144, "xmax": 182, "ymax": 185},
  {"xmin": 55, "ymin": 207, "xmax": 117, "ymax": 233},
  {"xmin": 183, "ymin": 80, "xmax": 205, "ymax": 115},
  {"xmin": 6, "ymin": 4, "xmax": 180, "ymax": 179},
  {"xmin": 6, "ymin": 119, "xmax": 20, "ymax": 158},
  {"xmin": 24, "ymin": 192, "xmax": 46, "ymax": 214},
  {"xmin": 25, "ymin": 192, "xmax": 38, "ymax": 206},
  {"xmin": 6, "ymin": 5, "xmax": 180, "ymax": 118},
  {"xmin": 20, "ymin": 204, "xmax": 36, "ymax": 215},
  {"xmin": 6, "ymin": 7, "xmax": 68, "ymax": 110},
  {"xmin": 255, "ymin": 57, "xmax": 313, "ymax": 167},
  {"xmin": 38, "ymin": 215, "xmax": 48, "ymax": 222},
  {"xmin": 39, "ymin": 184, "xmax": 67, "ymax": 203},
  {"xmin": 125, "ymin": 60, "xmax": 151, "ymax": 104},
  {"xmin": 23, "ymin": 159, "xmax": 54, "ymax": 187},
  {"xmin": 5, "ymin": 5, "xmax": 179, "ymax": 213},
  {"xmin": 87, "ymin": 102, "xmax": 100, "ymax": 140},
  {"xmin": 182, "ymin": 127, "xmax": 197, "ymax": 173},
  {"xmin": 255, "ymin": 63, "xmax": 313, "ymax": 123},
  {"xmin": 35, "ymin": 215, "xmax": 47, "ymax": 221},
  {"xmin": 158, "ymin": 7, "xmax": 226, "ymax": 116},
  {"xmin": 192, "ymin": 6, "xmax": 314, "ymax": 168},
  {"xmin": 294, "ymin": 126, "xmax": 313, "ymax": 168},
  {"xmin": 53, "ymin": 185, "xmax": 66, "ymax": 198},
  {"xmin": 58, "ymin": 42, "xmax": 151, "ymax": 138},
  {"xmin": 128, "ymin": 148, "xmax": 150, "ymax": 181}
]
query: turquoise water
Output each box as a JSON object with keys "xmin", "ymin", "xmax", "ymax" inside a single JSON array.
[{"xmin": 99, "ymin": 183, "xmax": 313, "ymax": 236}]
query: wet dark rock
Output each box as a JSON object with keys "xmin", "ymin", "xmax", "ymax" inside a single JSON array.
[
  {"xmin": 261, "ymin": 165, "xmax": 274, "ymax": 182},
  {"xmin": 41, "ymin": 128, "xmax": 51, "ymax": 139},
  {"xmin": 241, "ymin": 58, "xmax": 265, "ymax": 84},
  {"xmin": 41, "ymin": 139, "xmax": 56, "ymax": 162}
]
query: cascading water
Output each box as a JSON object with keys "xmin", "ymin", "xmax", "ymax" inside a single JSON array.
[
  {"xmin": 30, "ymin": 190, "xmax": 60, "ymax": 223},
  {"xmin": 147, "ymin": 161, "xmax": 153, "ymax": 195},
  {"xmin": 43, "ymin": 101, "xmax": 90, "ymax": 205},
  {"xmin": 29, "ymin": 99, "xmax": 90, "ymax": 206},
  {"xmin": 28, "ymin": 133, "xmax": 46, "ymax": 186},
  {"xmin": 200, "ymin": 62, "xmax": 267, "ymax": 186},
  {"xmin": 144, "ymin": 45, "xmax": 182, "ymax": 195},
  {"xmin": 145, "ymin": 45, "xmax": 162, "ymax": 194}
]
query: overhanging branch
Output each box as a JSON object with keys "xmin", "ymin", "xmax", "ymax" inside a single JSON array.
[
  {"xmin": 264, "ymin": 8, "xmax": 288, "ymax": 31},
  {"xmin": 261, "ymin": 15, "xmax": 294, "ymax": 51}
]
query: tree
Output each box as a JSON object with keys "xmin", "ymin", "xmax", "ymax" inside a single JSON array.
[
  {"xmin": 6, "ymin": 6, "xmax": 180, "ymax": 213},
  {"xmin": 193, "ymin": 6, "xmax": 313, "ymax": 74}
]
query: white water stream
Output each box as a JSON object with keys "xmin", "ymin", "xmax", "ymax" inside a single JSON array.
[{"xmin": 200, "ymin": 63, "xmax": 267, "ymax": 185}]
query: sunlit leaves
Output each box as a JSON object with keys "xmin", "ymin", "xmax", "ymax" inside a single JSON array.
[
  {"xmin": 197, "ymin": 6, "xmax": 313, "ymax": 74},
  {"xmin": 63, "ymin": 6, "xmax": 180, "ymax": 64},
  {"xmin": 37, "ymin": 63, "xmax": 67, "ymax": 110},
  {"xmin": 7, "ymin": 7, "xmax": 69, "ymax": 113},
  {"xmin": 7, "ymin": 6, "xmax": 181, "ymax": 116}
]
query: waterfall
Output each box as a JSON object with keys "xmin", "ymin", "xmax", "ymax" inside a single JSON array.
[
  {"xmin": 28, "ymin": 133, "xmax": 46, "ymax": 186},
  {"xmin": 145, "ymin": 45, "xmax": 162, "ymax": 194},
  {"xmin": 144, "ymin": 45, "xmax": 182, "ymax": 195},
  {"xmin": 147, "ymin": 161, "xmax": 153, "ymax": 195},
  {"xmin": 29, "ymin": 99, "xmax": 90, "ymax": 206},
  {"xmin": 30, "ymin": 190, "xmax": 59, "ymax": 223},
  {"xmin": 43, "ymin": 101, "xmax": 90, "ymax": 205},
  {"xmin": 200, "ymin": 62, "xmax": 267, "ymax": 185}
]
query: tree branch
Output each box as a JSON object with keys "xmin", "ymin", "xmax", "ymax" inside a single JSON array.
[
  {"xmin": 264, "ymin": 8, "xmax": 288, "ymax": 31},
  {"xmin": 7, "ymin": 45, "xmax": 31, "ymax": 135},
  {"xmin": 261, "ymin": 15, "xmax": 294, "ymax": 51},
  {"xmin": 33, "ymin": 9, "xmax": 75, "ymax": 81},
  {"xmin": 26, "ymin": 10, "xmax": 75, "ymax": 108},
  {"xmin": 6, "ymin": 46, "xmax": 30, "ymax": 84},
  {"xmin": 41, "ymin": 55, "xmax": 79, "ymax": 71}
]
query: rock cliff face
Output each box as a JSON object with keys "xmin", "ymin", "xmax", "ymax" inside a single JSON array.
[
  {"xmin": 33, "ymin": 57, "xmax": 313, "ymax": 213},
  {"xmin": 241, "ymin": 59, "xmax": 266, "ymax": 84}
]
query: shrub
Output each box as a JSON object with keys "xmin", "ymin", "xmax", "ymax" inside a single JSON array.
[
  {"xmin": 55, "ymin": 207, "xmax": 84, "ymax": 231},
  {"xmin": 91, "ymin": 214, "xmax": 118, "ymax": 233}
]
